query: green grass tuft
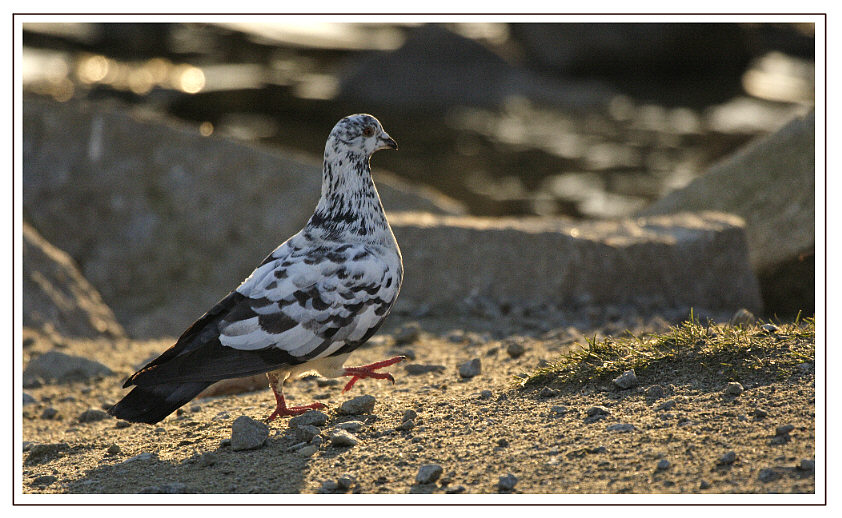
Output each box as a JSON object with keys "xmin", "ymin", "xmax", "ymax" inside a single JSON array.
[{"xmin": 523, "ymin": 315, "xmax": 815, "ymax": 389}]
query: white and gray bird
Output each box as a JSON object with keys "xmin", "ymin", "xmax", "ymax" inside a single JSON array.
[{"xmin": 109, "ymin": 114, "xmax": 404, "ymax": 424}]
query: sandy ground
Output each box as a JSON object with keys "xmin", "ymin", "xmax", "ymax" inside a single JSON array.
[{"xmin": 20, "ymin": 315, "xmax": 816, "ymax": 496}]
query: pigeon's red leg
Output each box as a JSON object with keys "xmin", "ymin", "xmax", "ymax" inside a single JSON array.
[
  {"xmin": 266, "ymin": 373, "xmax": 326, "ymax": 422},
  {"xmin": 342, "ymin": 356, "xmax": 406, "ymax": 393}
]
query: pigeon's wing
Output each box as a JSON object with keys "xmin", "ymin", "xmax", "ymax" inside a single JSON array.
[{"xmin": 125, "ymin": 242, "xmax": 400, "ymax": 387}]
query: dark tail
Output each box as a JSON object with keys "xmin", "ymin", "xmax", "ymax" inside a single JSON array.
[{"xmin": 108, "ymin": 381, "xmax": 213, "ymax": 424}]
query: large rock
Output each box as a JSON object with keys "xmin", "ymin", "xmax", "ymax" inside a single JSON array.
[
  {"xmin": 389, "ymin": 211, "xmax": 762, "ymax": 316},
  {"xmin": 640, "ymin": 110, "xmax": 814, "ymax": 315},
  {"xmin": 23, "ymin": 221, "xmax": 125, "ymax": 338},
  {"xmin": 23, "ymin": 97, "xmax": 462, "ymax": 337},
  {"xmin": 337, "ymin": 24, "xmax": 613, "ymax": 112}
]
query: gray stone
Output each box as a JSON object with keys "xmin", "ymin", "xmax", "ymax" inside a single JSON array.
[
  {"xmin": 230, "ymin": 416, "xmax": 269, "ymax": 451},
  {"xmin": 291, "ymin": 424, "xmax": 321, "ymax": 443},
  {"xmin": 396, "ymin": 419, "xmax": 415, "ymax": 431},
  {"xmin": 338, "ymin": 24, "xmax": 612, "ymax": 112},
  {"xmin": 761, "ymin": 323, "xmax": 779, "ymax": 334},
  {"xmin": 393, "ymin": 322, "xmax": 422, "ymax": 345},
  {"xmin": 641, "ymin": 110, "xmax": 815, "ymax": 312},
  {"xmin": 606, "ymin": 423, "xmax": 636, "ymax": 433},
  {"xmin": 23, "ymin": 350, "xmax": 113, "ymax": 387},
  {"xmin": 479, "ymin": 390, "xmax": 493, "ymax": 400},
  {"xmin": 775, "ymin": 424, "xmax": 795, "ymax": 436},
  {"xmin": 404, "ymin": 363, "xmax": 446, "ymax": 375},
  {"xmin": 729, "ymin": 308, "xmax": 756, "ymax": 326},
  {"xmin": 22, "ymin": 221, "xmax": 125, "ymax": 339},
  {"xmin": 758, "ymin": 468, "xmax": 782, "ymax": 483},
  {"xmin": 122, "ymin": 452, "xmax": 156, "ymax": 463},
  {"xmin": 646, "ymin": 385, "xmax": 666, "ymax": 400},
  {"xmin": 78, "ymin": 409, "xmax": 109, "ymax": 423},
  {"xmin": 402, "ymin": 409, "xmax": 418, "ymax": 422},
  {"xmin": 288, "ymin": 410, "xmax": 328, "ymax": 428},
  {"xmin": 23, "ymin": 98, "xmax": 461, "ymax": 337},
  {"xmin": 612, "ymin": 369, "xmax": 639, "ymax": 390},
  {"xmin": 656, "ymin": 459, "xmax": 670, "ymax": 470},
  {"xmin": 416, "ymin": 464, "xmax": 443, "ymax": 484},
  {"xmin": 31, "ymin": 475, "xmax": 58, "ymax": 486},
  {"xmin": 329, "ymin": 429, "xmax": 359, "ymax": 447},
  {"xmin": 587, "ymin": 406, "xmax": 612, "ymax": 417},
  {"xmin": 41, "ymin": 407, "xmax": 58, "ymax": 420},
  {"xmin": 753, "ymin": 408, "xmax": 768, "ymax": 420},
  {"xmin": 497, "ymin": 473, "xmax": 518, "ymax": 491},
  {"xmin": 389, "ymin": 211, "xmax": 762, "ymax": 317},
  {"xmin": 799, "ymin": 459, "xmax": 815, "ymax": 472},
  {"xmin": 297, "ymin": 445, "xmax": 319, "ymax": 457},
  {"xmin": 505, "ymin": 340, "xmax": 526, "ymax": 358},
  {"xmin": 656, "ymin": 399, "xmax": 677, "ymax": 412},
  {"xmin": 337, "ymin": 474, "xmax": 356, "ymax": 489},
  {"xmin": 198, "ymin": 452, "xmax": 218, "ymax": 467},
  {"xmin": 718, "ymin": 451, "xmax": 737, "ymax": 465},
  {"xmin": 538, "ymin": 387, "xmax": 559, "ymax": 398},
  {"xmin": 23, "ymin": 392, "xmax": 36, "ymax": 406},
  {"xmin": 458, "ymin": 358, "xmax": 482, "ymax": 378},
  {"xmin": 334, "ymin": 420, "xmax": 364, "ymax": 433},
  {"xmin": 723, "ymin": 382, "xmax": 745, "ymax": 396},
  {"xmin": 338, "ymin": 395, "xmax": 376, "ymax": 415}
]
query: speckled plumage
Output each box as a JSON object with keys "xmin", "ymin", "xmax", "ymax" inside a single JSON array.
[{"xmin": 109, "ymin": 114, "xmax": 403, "ymax": 424}]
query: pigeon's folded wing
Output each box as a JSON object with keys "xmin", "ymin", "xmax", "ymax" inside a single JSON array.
[{"xmin": 125, "ymin": 243, "xmax": 399, "ymax": 387}]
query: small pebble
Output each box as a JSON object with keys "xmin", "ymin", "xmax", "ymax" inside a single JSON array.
[
  {"xmin": 458, "ymin": 358, "xmax": 482, "ymax": 378},
  {"xmin": 799, "ymin": 459, "xmax": 815, "ymax": 472},
  {"xmin": 230, "ymin": 416, "xmax": 269, "ymax": 451},
  {"xmin": 587, "ymin": 406, "xmax": 611, "ymax": 417},
  {"xmin": 292, "ymin": 424, "xmax": 321, "ymax": 443},
  {"xmin": 404, "ymin": 364, "xmax": 446, "ymax": 375},
  {"xmin": 775, "ymin": 424, "xmax": 795, "ymax": 436},
  {"xmin": 612, "ymin": 369, "xmax": 638, "ymax": 390},
  {"xmin": 396, "ymin": 419, "xmax": 415, "ymax": 431},
  {"xmin": 655, "ymin": 399, "xmax": 676, "ymax": 412},
  {"xmin": 538, "ymin": 386, "xmax": 559, "ymax": 398},
  {"xmin": 478, "ymin": 390, "xmax": 493, "ymax": 400},
  {"xmin": 41, "ymin": 407, "xmax": 59, "ymax": 420},
  {"xmin": 753, "ymin": 408, "xmax": 768, "ymax": 420},
  {"xmin": 645, "ymin": 385, "xmax": 666, "ymax": 399},
  {"xmin": 31, "ymin": 475, "xmax": 58, "ymax": 486},
  {"xmin": 106, "ymin": 443, "xmax": 121, "ymax": 455},
  {"xmin": 190, "ymin": 404, "xmax": 202, "ymax": 413},
  {"xmin": 23, "ymin": 392, "xmax": 36, "ymax": 406},
  {"xmin": 338, "ymin": 395, "xmax": 376, "ymax": 415},
  {"xmin": 393, "ymin": 322, "xmax": 422, "ymax": 345},
  {"xmin": 718, "ymin": 451, "xmax": 737, "ymax": 465},
  {"xmin": 289, "ymin": 410, "xmax": 328, "ymax": 427},
  {"xmin": 199, "ymin": 452, "xmax": 218, "ymax": 467},
  {"xmin": 606, "ymin": 423, "xmax": 635, "ymax": 433},
  {"xmin": 656, "ymin": 459, "xmax": 670, "ymax": 470},
  {"xmin": 505, "ymin": 341, "xmax": 526, "ymax": 358},
  {"xmin": 497, "ymin": 473, "xmax": 518, "ymax": 491},
  {"xmin": 334, "ymin": 420, "xmax": 364, "ymax": 432},
  {"xmin": 219, "ymin": 438, "xmax": 231, "ymax": 448},
  {"xmin": 321, "ymin": 480, "xmax": 339, "ymax": 491},
  {"xmin": 297, "ymin": 445, "xmax": 319, "ymax": 457},
  {"xmin": 402, "ymin": 409, "xmax": 418, "ymax": 422},
  {"xmin": 550, "ymin": 405, "xmax": 568, "ymax": 415},
  {"xmin": 337, "ymin": 474, "xmax": 356, "ymax": 489},
  {"xmin": 699, "ymin": 480, "xmax": 711, "ymax": 489},
  {"xmin": 723, "ymin": 382, "xmax": 744, "ymax": 396},
  {"xmin": 115, "ymin": 420, "xmax": 131, "ymax": 429},
  {"xmin": 329, "ymin": 429, "xmax": 359, "ymax": 447},
  {"xmin": 761, "ymin": 323, "xmax": 779, "ymax": 334},
  {"xmin": 416, "ymin": 464, "xmax": 443, "ymax": 484},
  {"xmin": 78, "ymin": 409, "xmax": 109, "ymax": 423},
  {"xmin": 758, "ymin": 468, "xmax": 782, "ymax": 482},
  {"xmin": 446, "ymin": 485, "xmax": 466, "ymax": 494}
]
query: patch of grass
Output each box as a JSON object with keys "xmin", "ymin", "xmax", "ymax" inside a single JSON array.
[{"xmin": 524, "ymin": 313, "xmax": 815, "ymax": 389}]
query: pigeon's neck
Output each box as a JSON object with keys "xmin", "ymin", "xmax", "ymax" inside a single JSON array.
[{"xmin": 306, "ymin": 146, "xmax": 391, "ymax": 244}]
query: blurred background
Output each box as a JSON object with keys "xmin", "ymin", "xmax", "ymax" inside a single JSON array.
[
  {"xmin": 22, "ymin": 22, "xmax": 814, "ymax": 218},
  {"xmin": 21, "ymin": 22, "xmax": 816, "ymax": 334}
]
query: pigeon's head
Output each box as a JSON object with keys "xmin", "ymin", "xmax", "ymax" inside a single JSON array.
[{"xmin": 328, "ymin": 114, "xmax": 398, "ymax": 157}]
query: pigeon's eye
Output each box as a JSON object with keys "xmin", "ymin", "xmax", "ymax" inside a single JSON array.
[{"xmin": 362, "ymin": 126, "xmax": 375, "ymax": 138}]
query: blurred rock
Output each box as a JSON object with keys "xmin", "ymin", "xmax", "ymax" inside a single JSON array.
[
  {"xmin": 23, "ymin": 350, "xmax": 113, "ymax": 387},
  {"xmin": 510, "ymin": 23, "xmax": 752, "ymax": 77},
  {"xmin": 641, "ymin": 110, "xmax": 814, "ymax": 316},
  {"xmin": 338, "ymin": 24, "xmax": 613, "ymax": 112},
  {"xmin": 23, "ymin": 98, "xmax": 462, "ymax": 337},
  {"xmin": 389, "ymin": 211, "xmax": 762, "ymax": 317},
  {"xmin": 23, "ymin": 221, "xmax": 125, "ymax": 339}
]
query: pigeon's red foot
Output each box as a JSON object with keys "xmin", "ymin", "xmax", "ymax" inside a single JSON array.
[
  {"xmin": 266, "ymin": 378, "xmax": 326, "ymax": 422},
  {"xmin": 342, "ymin": 356, "xmax": 406, "ymax": 393}
]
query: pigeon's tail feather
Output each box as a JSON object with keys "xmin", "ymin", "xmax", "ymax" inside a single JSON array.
[{"xmin": 108, "ymin": 381, "xmax": 213, "ymax": 424}]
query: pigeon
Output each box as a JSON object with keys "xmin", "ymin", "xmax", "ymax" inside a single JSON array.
[{"xmin": 109, "ymin": 114, "xmax": 404, "ymax": 424}]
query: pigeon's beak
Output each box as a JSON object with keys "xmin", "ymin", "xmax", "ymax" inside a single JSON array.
[{"xmin": 378, "ymin": 134, "xmax": 398, "ymax": 151}]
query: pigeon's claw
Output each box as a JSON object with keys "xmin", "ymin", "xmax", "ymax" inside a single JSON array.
[{"xmin": 342, "ymin": 356, "xmax": 406, "ymax": 393}]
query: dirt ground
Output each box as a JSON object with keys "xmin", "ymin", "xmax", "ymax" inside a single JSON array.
[{"xmin": 20, "ymin": 314, "xmax": 816, "ymax": 497}]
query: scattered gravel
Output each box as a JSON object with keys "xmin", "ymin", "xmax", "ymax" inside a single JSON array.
[
  {"xmin": 25, "ymin": 442, "xmax": 69, "ymax": 465},
  {"xmin": 338, "ymin": 395, "xmax": 376, "ymax": 415},
  {"xmin": 458, "ymin": 358, "xmax": 482, "ymax": 378},
  {"xmin": 230, "ymin": 416, "xmax": 268, "ymax": 451},
  {"xmin": 416, "ymin": 464, "xmax": 443, "ymax": 484}
]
